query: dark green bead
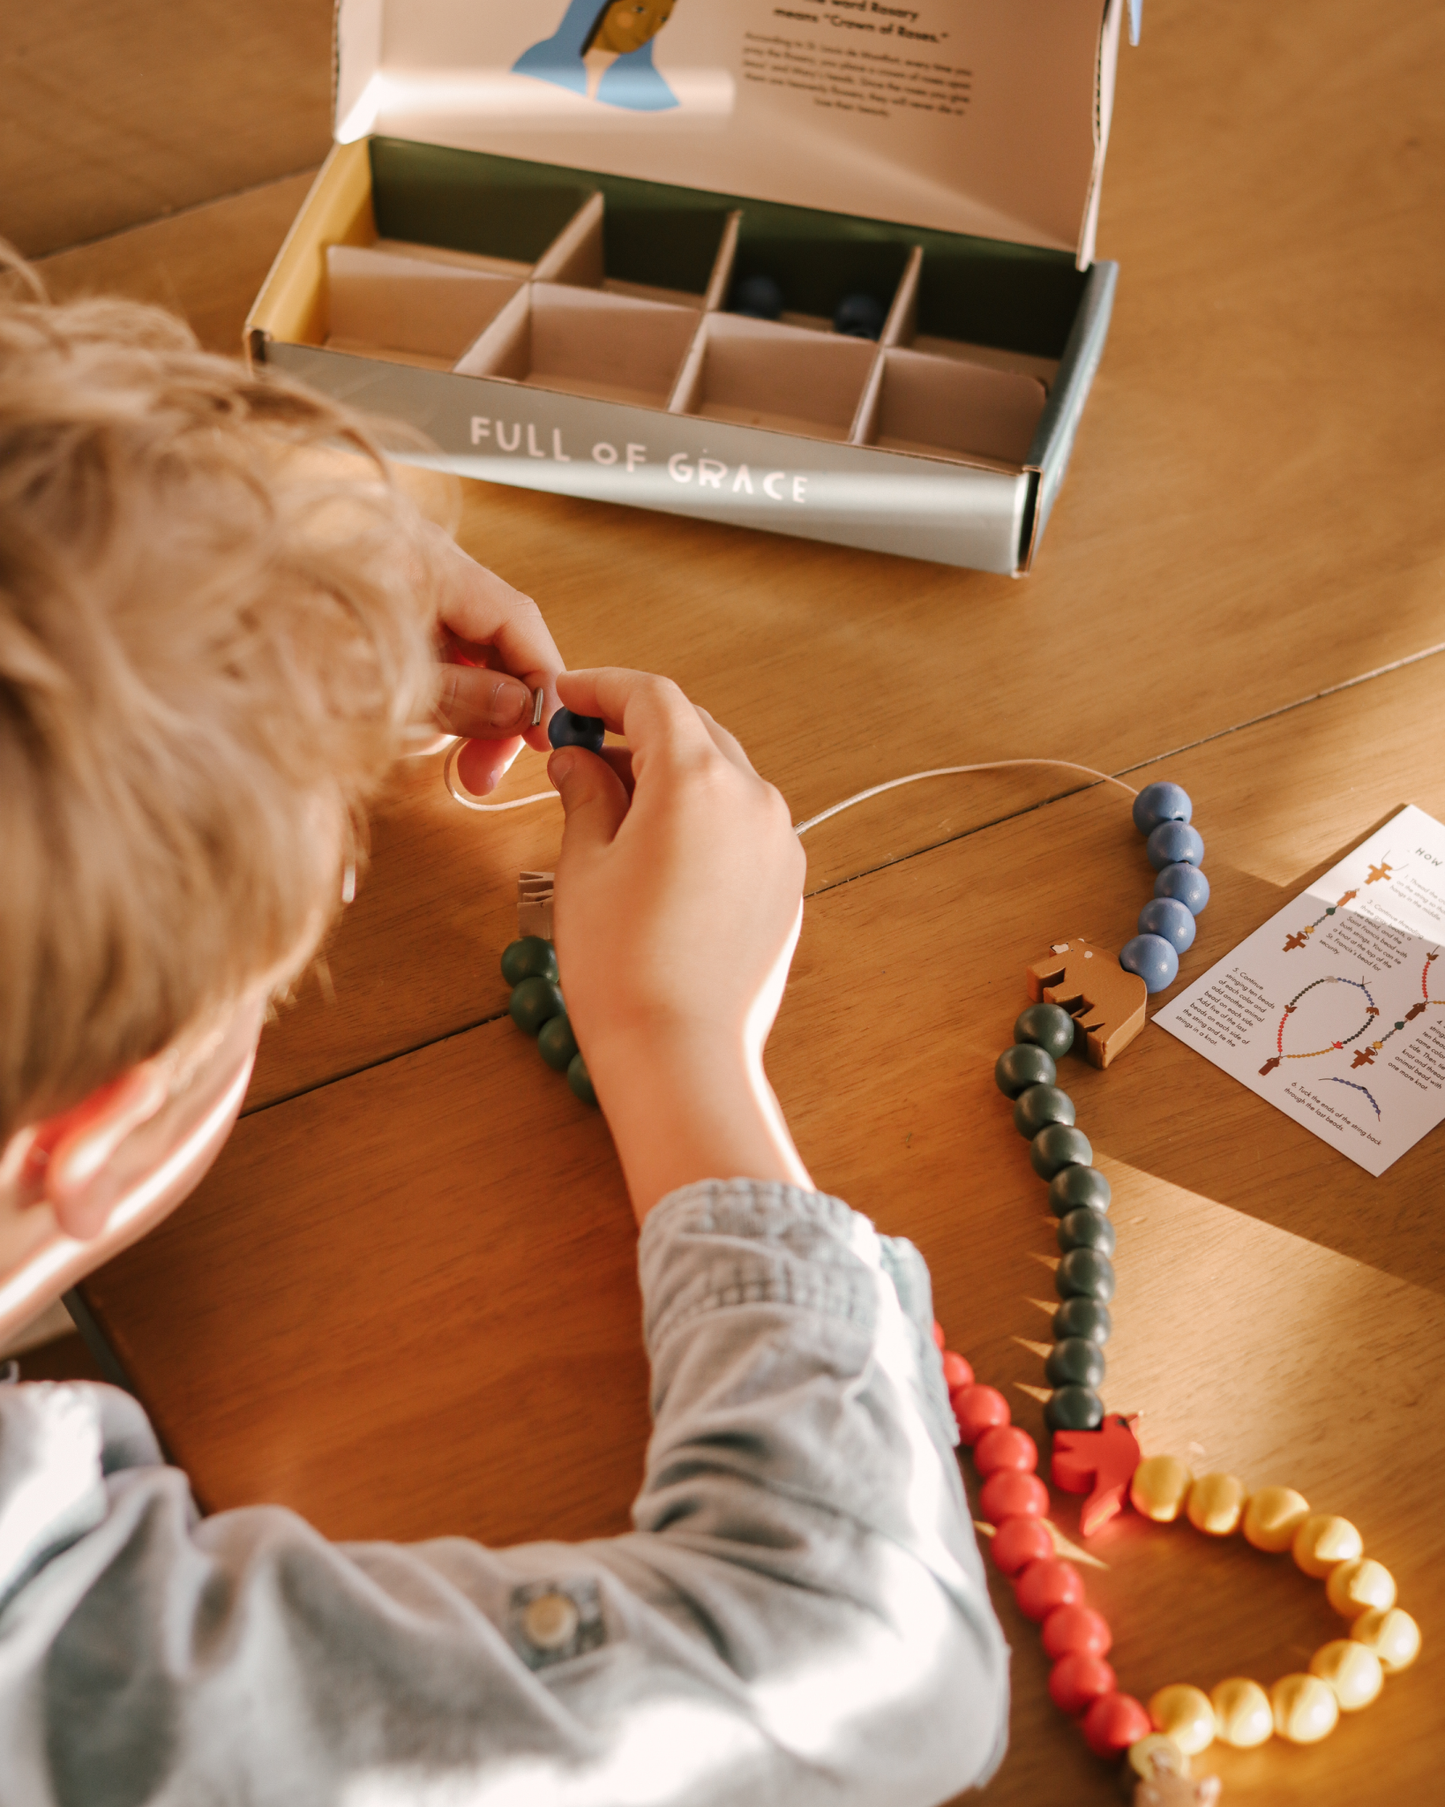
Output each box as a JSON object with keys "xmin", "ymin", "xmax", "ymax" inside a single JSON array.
[
  {"xmin": 1055, "ymin": 1246, "xmax": 1116, "ymax": 1303},
  {"xmin": 510, "ymin": 976, "xmax": 565, "ymax": 1035},
  {"xmin": 1052, "ymin": 1296, "xmax": 1112, "ymax": 1344},
  {"xmin": 994, "ymin": 1044, "xmax": 1056, "ymax": 1098},
  {"xmin": 1048, "ymin": 1165, "xmax": 1112, "ymax": 1217},
  {"xmin": 1044, "ymin": 1385, "xmax": 1104, "ymax": 1432},
  {"xmin": 567, "ymin": 1051, "xmax": 597, "ymax": 1106},
  {"xmin": 1014, "ymin": 1003, "xmax": 1076, "ymax": 1060},
  {"xmin": 1029, "ymin": 1123, "xmax": 1092, "ymax": 1180},
  {"xmin": 1012, "ymin": 1084, "xmax": 1075, "ymax": 1139},
  {"xmin": 538, "ymin": 1013, "xmax": 579, "ymax": 1072},
  {"xmin": 501, "ymin": 937, "xmax": 558, "ymax": 986},
  {"xmin": 1057, "ymin": 1208, "xmax": 1116, "ymax": 1256},
  {"xmin": 1044, "ymin": 1336, "xmax": 1105, "ymax": 1389}
]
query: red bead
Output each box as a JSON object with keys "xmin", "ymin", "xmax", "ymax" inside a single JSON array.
[
  {"xmin": 1014, "ymin": 1557, "xmax": 1085, "ymax": 1621},
  {"xmin": 1049, "ymin": 1652, "xmax": 1117, "ymax": 1716},
  {"xmin": 990, "ymin": 1515, "xmax": 1055, "ymax": 1576},
  {"xmin": 980, "ymin": 1470, "xmax": 1049, "ymax": 1525},
  {"xmin": 973, "ymin": 1425, "xmax": 1037, "ymax": 1476},
  {"xmin": 1041, "ymin": 1604, "xmax": 1113, "ymax": 1661},
  {"xmin": 952, "ymin": 1385, "xmax": 1010, "ymax": 1445},
  {"xmin": 932, "ymin": 1320, "xmax": 946, "ymax": 1349},
  {"xmin": 940, "ymin": 1350, "xmax": 974, "ymax": 1392},
  {"xmin": 1082, "ymin": 1692, "xmax": 1153, "ymax": 1757}
]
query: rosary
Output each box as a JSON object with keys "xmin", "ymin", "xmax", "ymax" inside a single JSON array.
[{"xmin": 455, "ymin": 717, "xmax": 1422, "ymax": 1804}]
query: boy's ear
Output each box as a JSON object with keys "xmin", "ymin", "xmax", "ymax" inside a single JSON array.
[{"xmin": 24, "ymin": 1063, "xmax": 171, "ymax": 1241}]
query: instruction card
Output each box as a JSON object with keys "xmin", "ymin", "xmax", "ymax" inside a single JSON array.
[{"xmin": 1155, "ymin": 805, "xmax": 1445, "ymax": 1176}]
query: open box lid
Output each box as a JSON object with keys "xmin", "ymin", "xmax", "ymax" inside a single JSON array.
[{"xmin": 336, "ymin": 0, "xmax": 1140, "ymax": 270}]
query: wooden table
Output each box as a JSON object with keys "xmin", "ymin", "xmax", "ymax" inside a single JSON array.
[{"xmin": 20, "ymin": 1, "xmax": 1445, "ymax": 1801}]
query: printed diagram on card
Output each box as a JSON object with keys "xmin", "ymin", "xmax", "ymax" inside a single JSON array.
[{"xmin": 1155, "ymin": 805, "xmax": 1445, "ymax": 1176}]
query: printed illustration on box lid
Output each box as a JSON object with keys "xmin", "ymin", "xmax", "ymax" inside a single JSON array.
[{"xmin": 513, "ymin": 0, "xmax": 680, "ymax": 112}]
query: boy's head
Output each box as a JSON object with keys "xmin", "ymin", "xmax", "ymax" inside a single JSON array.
[{"xmin": 0, "ymin": 271, "xmax": 443, "ymax": 1341}]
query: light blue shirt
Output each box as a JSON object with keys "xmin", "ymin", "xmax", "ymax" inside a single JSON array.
[{"xmin": 0, "ymin": 1181, "xmax": 1009, "ymax": 1805}]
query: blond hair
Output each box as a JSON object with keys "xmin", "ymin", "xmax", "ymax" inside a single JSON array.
[{"xmin": 0, "ymin": 270, "xmax": 442, "ymax": 1141}]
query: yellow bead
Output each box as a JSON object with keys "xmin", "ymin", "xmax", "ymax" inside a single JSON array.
[
  {"xmin": 1185, "ymin": 1472, "xmax": 1246, "ymax": 1536},
  {"xmin": 1127, "ymin": 1733, "xmax": 1189, "ymax": 1782},
  {"xmin": 1131, "ymin": 1454, "xmax": 1193, "ymax": 1522},
  {"xmin": 1292, "ymin": 1513, "xmax": 1363, "ymax": 1578},
  {"xmin": 1310, "ymin": 1639, "xmax": 1384, "ymax": 1711},
  {"xmin": 1351, "ymin": 1606, "xmax": 1422, "ymax": 1673},
  {"xmin": 1210, "ymin": 1677, "xmax": 1273, "ymax": 1748},
  {"xmin": 1271, "ymin": 1672, "xmax": 1340, "ymax": 1743},
  {"xmin": 1242, "ymin": 1485, "xmax": 1310, "ymax": 1552},
  {"xmin": 1148, "ymin": 1683, "xmax": 1216, "ymax": 1755},
  {"xmin": 1325, "ymin": 1557, "xmax": 1396, "ymax": 1619}
]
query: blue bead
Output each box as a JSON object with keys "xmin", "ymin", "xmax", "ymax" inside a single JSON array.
[
  {"xmin": 732, "ymin": 273, "xmax": 784, "ymax": 319},
  {"xmin": 1120, "ymin": 933, "xmax": 1180, "ymax": 993},
  {"xmin": 1132, "ymin": 781, "xmax": 1192, "ymax": 836},
  {"xmin": 833, "ymin": 292, "xmax": 886, "ymax": 340},
  {"xmin": 1154, "ymin": 861, "xmax": 1211, "ymax": 915},
  {"xmin": 1138, "ymin": 895, "xmax": 1196, "ymax": 953},
  {"xmin": 547, "ymin": 708, "xmax": 605, "ymax": 754},
  {"xmin": 1146, "ymin": 819, "xmax": 1204, "ymax": 871}
]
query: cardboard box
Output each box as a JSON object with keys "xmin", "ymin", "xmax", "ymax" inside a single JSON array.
[{"xmin": 247, "ymin": 1, "xmax": 1138, "ymax": 573}]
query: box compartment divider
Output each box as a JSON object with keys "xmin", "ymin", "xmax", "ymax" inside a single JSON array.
[{"xmin": 532, "ymin": 193, "xmax": 606, "ymax": 286}]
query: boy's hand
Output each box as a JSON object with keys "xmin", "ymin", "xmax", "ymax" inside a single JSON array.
[
  {"xmin": 426, "ymin": 531, "xmax": 564, "ymax": 795},
  {"xmin": 548, "ymin": 669, "xmax": 813, "ymax": 1221}
]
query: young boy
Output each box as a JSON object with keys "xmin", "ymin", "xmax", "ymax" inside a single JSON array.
[{"xmin": 0, "ymin": 278, "xmax": 1008, "ymax": 1803}]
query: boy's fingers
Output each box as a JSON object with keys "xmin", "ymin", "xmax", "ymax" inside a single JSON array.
[
  {"xmin": 454, "ymin": 735, "xmax": 524, "ymax": 798},
  {"xmin": 550, "ymin": 748, "xmax": 630, "ymax": 852},
  {"xmin": 429, "ymin": 536, "xmax": 563, "ymax": 737},
  {"xmin": 436, "ymin": 664, "xmax": 534, "ymax": 739},
  {"xmin": 557, "ymin": 668, "xmax": 712, "ymax": 754}
]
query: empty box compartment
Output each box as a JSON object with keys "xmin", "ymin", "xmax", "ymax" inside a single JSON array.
[
  {"xmin": 456, "ymin": 283, "xmax": 701, "ymax": 409},
  {"xmin": 537, "ymin": 192, "xmax": 737, "ymax": 309},
  {"xmin": 868, "ymin": 349, "xmax": 1047, "ymax": 465},
  {"xmin": 326, "ymin": 243, "xmax": 526, "ymax": 367},
  {"xmin": 676, "ymin": 314, "xmax": 876, "ymax": 441}
]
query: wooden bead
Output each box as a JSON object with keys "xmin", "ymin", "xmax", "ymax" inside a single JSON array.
[
  {"xmin": 1015, "ymin": 1002, "xmax": 1077, "ymax": 1059},
  {"xmin": 1031, "ymin": 1123, "xmax": 1093, "ymax": 1181},
  {"xmin": 1209, "ymin": 1677, "xmax": 1273, "ymax": 1748},
  {"xmin": 1270, "ymin": 1673, "xmax": 1339, "ymax": 1743},
  {"xmin": 980, "ymin": 1469, "xmax": 1050, "ymax": 1523},
  {"xmin": 1050, "ymin": 1652, "xmax": 1116, "ymax": 1715},
  {"xmin": 1131, "ymin": 1455, "xmax": 1192, "ymax": 1523},
  {"xmin": 1148, "ymin": 1683, "xmax": 1216, "ymax": 1756},
  {"xmin": 500, "ymin": 936, "xmax": 558, "ymax": 985},
  {"xmin": 1013, "ymin": 1083, "xmax": 1075, "ymax": 1138},
  {"xmin": 509, "ymin": 975, "xmax": 565, "ymax": 1035},
  {"xmin": 1015, "ymin": 1557, "xmax": 1085, "ymax": 1621},
  {"xmin": 1185, "ymin": 1472, "xmax": 1246, "ymax": 1536},
  {"xmin": 973, "ymin": 1424, "xmax": 1038, "ymax": 1476},
  {"xmin": 990, "ymin": 1515, "xmax": 1055, "ymax": 1576},
  {"xmin": 1350, "ymin": 1606, "xmax": 1422, "ymax": 1672},
  {"xmin": 1042, "ymin": 1604, "xmax": 1113, "ymax": 1660},
  {"xmin": 940, "ymin": 1350, "xmax": 974, "ymax": 1392},
  {"xmin": 1242, "ymin": 1485, "xmax": 1310, "ymax": 1552},
  {"xmin": 1082, "ymin": 1692, "xmax": 1153, "ymax": 1757},
  {"xmin": 537, "ymin": 1011, "xmax": 579, "ymax": 1071},
  {"xmin": 1054, "ymin": 1246, "xmax": 1115, "ymax": 1302},
  {"xmin": 1310, "ymin": 1639, "xmax": 1384, "ymax": 1711},
  {"xmin": 1126, "ymin": 1732, "xmax": 1189, "ymax": 1781},
  {"xmin": 1325, "ymin": 1556, "xmax": 1396, "ymax": 1619},
  {"xmin": 994, "ymin": 1043, "xmax": 1057, "ymax": 1098},
  {"xmin": 952, "ymin": 1384, "xmax": 1009, "ymax": 1444},
  {"xmin": 1293, "ymin": 1513, "xmax": 1363, "ymax": 1578},
  {"xmin": 566, "ymin": 1051, "xmax": 596, "ymax": 1105}
]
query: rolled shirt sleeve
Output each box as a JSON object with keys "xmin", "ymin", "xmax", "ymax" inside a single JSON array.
[{"xmin": 0, "ymin": 1181, "xmax": 1008, "ymax": 1807}]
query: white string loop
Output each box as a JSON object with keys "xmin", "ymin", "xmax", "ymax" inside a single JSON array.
[{"xmin": 441, "ymin": 746, "xmax": 1139, "ymax": 827}]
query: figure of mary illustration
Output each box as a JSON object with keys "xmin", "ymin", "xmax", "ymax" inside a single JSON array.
[{"xmin": 512, "ymin": 0, "xmax": 680, "ymax": 111}]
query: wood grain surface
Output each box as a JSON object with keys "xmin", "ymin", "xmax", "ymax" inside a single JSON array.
[{"xmin": 41, "ymin": 0, "xmax": 1445, "ymax": 1803}]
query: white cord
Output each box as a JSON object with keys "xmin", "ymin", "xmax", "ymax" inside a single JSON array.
[
  {"xmin": 791, "ymin": 759, "xmax": 1139, "ymax": 835},
  {"xmin": 443, "ymin": 745, "xmax": 1139, "ymax": 826},
  {"xmin": 443, "ymin": 739, "xmax": 563, "ymax": 814}
]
